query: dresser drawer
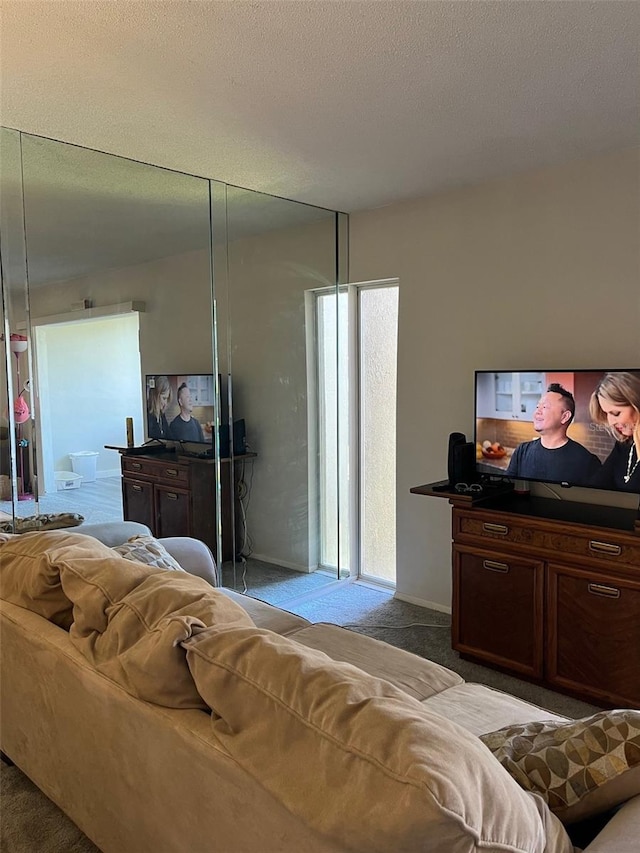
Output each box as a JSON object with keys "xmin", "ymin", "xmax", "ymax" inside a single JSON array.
[
  {"xmin": 452, "ymin": 544, "xmax": 544, "ymax": 678},
  {"xmin": 547, "ymin": 563, "xmax": 640, "ymax": 707},
  {"xmin": 453, "ymin": 508, "xmax": 640, "ymax": 571},
  {"xmin": 122, "ymin": 457, "xmax": 190, "ymax": 486}
]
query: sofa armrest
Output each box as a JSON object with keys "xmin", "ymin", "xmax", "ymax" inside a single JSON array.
[
  {"xmin": 582, "ymin": 796, "xmax": 640, "ymax": 853},
  {"xmin": 76, "ymin": 521, "xmax": 152, "ymax": 547},
  {"xmin": 159, "ymin": 537, "xmax": 218, "ymax": 587},
  {"xmin": 76, "ymin": 522, "xmax": 218, "ymax": 586}
]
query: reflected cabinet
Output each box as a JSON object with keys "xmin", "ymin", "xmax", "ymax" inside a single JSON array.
[{"xmin": 120, "ymin": 452, "xmax": 251, "ymax": 562}]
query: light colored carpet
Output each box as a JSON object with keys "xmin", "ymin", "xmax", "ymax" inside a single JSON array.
[{"xmin": 0, "ymin": 759, "xmax": 100, "ymax": 853}]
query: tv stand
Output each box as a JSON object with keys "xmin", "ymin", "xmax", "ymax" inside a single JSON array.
[
  {"xmin": 119, "ymin": 452, "xmax": 256, "ymax": 563},
  {"xmin": 411, "ymin": 482, "xmax": 640, "ymax": 708}
]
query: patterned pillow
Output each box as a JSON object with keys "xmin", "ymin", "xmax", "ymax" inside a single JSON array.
[
  {"xmin": 480, "ymin": 710, "xmax": 640, "ymax": 824},
  {"xmin": 113, "ymin": 535, "xmax": 186, "ymax": 572},
  {"xmin": 0, "ymin": 512, "xmax": 84, "ymax": 534}
]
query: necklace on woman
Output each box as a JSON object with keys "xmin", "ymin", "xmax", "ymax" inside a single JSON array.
[{"xmin": 624, "ymin": 443, "xmax": 639, "ymax": 484}]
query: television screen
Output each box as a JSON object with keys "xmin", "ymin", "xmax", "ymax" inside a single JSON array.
[
  {"xmin": 474, "ymin": 369, "xmax": 640, "ymax": 494},
  {"xmin": 145, "ymin": 374, "xmax": 215, "ymax": 445},
  {"xmin": 145, "ymin": 374, "xmax": 247, "ymax": 457}
]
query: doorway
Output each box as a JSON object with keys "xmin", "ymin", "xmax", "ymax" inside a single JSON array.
[{"xmin": 34, "ymin": 312, "xmax": 143, "ymax": 497}]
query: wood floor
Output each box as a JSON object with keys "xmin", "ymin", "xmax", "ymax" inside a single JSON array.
[{"xmin": 0, "ymin": 476, "xmax": 125, "ymax": 525}]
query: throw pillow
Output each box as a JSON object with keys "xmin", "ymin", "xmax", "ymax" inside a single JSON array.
[
  {"xmin": 0, "ymin": 512, "xmax": 84, "ymax": 534},
  {"xmin": 480, "ymin": 710, "xmax": 640, "ymax": 824},
  {"xmin": 113, "ymin": 534, "xmax": 186, "ymax": 572}
]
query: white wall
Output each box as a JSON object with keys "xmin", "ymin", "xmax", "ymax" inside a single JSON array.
[
  {"xmin": 224, "ymin": 218, "xmax": 336, "ymax": 570},
  {"xmin": 349, "ymin": 148, "xmax": 640, "ymax": 610}
]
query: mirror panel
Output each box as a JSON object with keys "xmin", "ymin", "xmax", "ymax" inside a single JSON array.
[
  {"xmin": 15, "ymin": 133, "xmax": 214, "ymax": 522},
  {"xmin": 219, "ymin": 185, "xmax": 344, "ymax": 592},
  {"xmin": 0, "ymin": 128, "xmax": 31, "ymax": 514},
  {"xmin": 1, "ymin": 127, "xmax": 348, "ymax": 595}
]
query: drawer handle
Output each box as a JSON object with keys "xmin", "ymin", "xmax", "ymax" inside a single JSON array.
[
  {"xmin": 482, "ymin": 522, "xmax": 509, "ymax": 536},
  {"xmin": 589, "ymin": 540, "xmax": 621, "ymax": 556},
  {"xmin": 132, "ymin": 484, "xmax": 143, "ymax": 493},
  {"xmin": 588, "ymin": 583, "xmax": 620, "ymax": 599},
  {"xmin": 166, "ymin": 492, "xmax": 178, "ymax": 501},
  {"xmin": 483, "ymin": 559, "xmax": 509, "ymax": 573},
  {"xmin": 130, "ymin": 462, "xmax": 142, "ymax": 470},
  {"xmin": 164, "ymin": 468, "xmax": 179, "ymax": 478}
]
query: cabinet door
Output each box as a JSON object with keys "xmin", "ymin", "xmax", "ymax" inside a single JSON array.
[
  {"xmin": 155, "ymin": 484, "xmax": 191, "ymax": 539},
  {"xmin": 490, "ymin": 371, "xmax": 544, "ymax": 420},
  {"xmin": 547, "ymin": 563, "xmax": 640, "ymax": 708},
  {"xmin": 122, "ymin": 478, "xmax": 155, "ymax": 533},
  {"xmin": 453, "ymin": 544, "xmax": 544, "ymax": 678}
]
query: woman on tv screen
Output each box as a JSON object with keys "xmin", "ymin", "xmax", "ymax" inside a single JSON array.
[
  {"xmin": 147, "ymin": 375, "xmax": 172, "ymax": 440},
  {"xmin": 589, "ymin": 372, "xmax": 640, "ymax": 492}
]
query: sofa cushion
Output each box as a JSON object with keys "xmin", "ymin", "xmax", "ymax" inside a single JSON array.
[
  {"xmin": 185, "ymin": 626, "xmax": 573, "ymax": 853},
  {"xmin": 0, "ymin": 530, "xmax": 254, "ymax": 708},
  {"xmin": 0, "ymin": 530, "xmax": 90, "ymax": 629},
  {"xmin": 62, "ymin": 564, "xmax": 255, "ymax": 709},
  {"xmin": 58, "ymin": 539, "xmax": 176, "ymax": 634},
  {"xmin": 290, "ymin": 622, "xmax": 463, "ymax": 700},
  {"xmin": 423, "ymin": 683, "xmax": 568, "ymax": 736},
  {"xmin": 220, "ymin": 587, "xmax": 311, "ymax": 635},
  {"xmin": 480, "ymin": 710, "xmax": 640, "ymax": 824},
  {"xmin": 112, "ymin": 534, "xmax": 186, "ymax": 572}
]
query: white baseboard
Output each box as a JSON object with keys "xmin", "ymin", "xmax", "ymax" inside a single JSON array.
[
  {"xmin": 393, "ymin": 590, "xmax": 451, "ymax": 615},
  {"xmin": 248, "ymin": 552, "xmax": 314, "ymax": 574},
  {"xmin": 96, "ymin": 469, "xmax": 121, "ymax": 479}
]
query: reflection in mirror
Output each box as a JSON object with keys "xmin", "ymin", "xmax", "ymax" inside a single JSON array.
[
  {"xmin": 7, "ymin": 133, "xmax": 213, "ymax": 532},
  {"xmin": 1, "ymin": 128, "xmax": 347, "ymax": 591},
  {"xmin": 0, "ymin": 128, "xmax": 31, "ymax": 520},
  {"xmin": 217, "ymin": 185, "xmax": 347, "ymax": 598}
]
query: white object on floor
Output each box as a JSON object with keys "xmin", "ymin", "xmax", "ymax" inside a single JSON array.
[
  {"xmin": 69, "ymin": 451, "xmax": 99, "ymax": 482},
  {"xmin": 55, "ymin": 471, "xmax": 83, "ymax": 490}
]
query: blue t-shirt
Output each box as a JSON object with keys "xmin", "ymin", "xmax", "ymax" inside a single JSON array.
[{"xmin": 506, "ymin": 438, "xmax": 601, "ymax": 486}]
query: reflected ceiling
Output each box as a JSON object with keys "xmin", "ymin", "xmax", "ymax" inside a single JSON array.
[{"xmin": 2, "ymin": 133, "xmax": 335, "ymax": 288}]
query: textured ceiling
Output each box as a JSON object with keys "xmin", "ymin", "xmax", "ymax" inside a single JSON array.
[{"xmin": 2, "ymin": 0, "xmax": 639, "ymax": 214}]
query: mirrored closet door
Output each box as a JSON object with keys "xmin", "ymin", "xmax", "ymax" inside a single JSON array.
[{"xmin": 0, "ymin": 127, "xmax": 349, "ymax": 597}]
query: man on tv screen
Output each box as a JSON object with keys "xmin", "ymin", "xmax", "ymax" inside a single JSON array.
[
  {"xmin": 169, "ymin": 382, "xmax": 205, "ymax": 442},
  {"xmin": 506, "ymin": 383, "xmax": 601, "ymax": 485}
]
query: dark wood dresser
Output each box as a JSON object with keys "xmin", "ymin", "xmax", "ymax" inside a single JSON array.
[
  {"xmin": 411, "ymin": 482, "xmax": 640, "ymax": 709},
  {"xmin": 120, "ymin": 452, "xmax": 254, "ymax": 563}
]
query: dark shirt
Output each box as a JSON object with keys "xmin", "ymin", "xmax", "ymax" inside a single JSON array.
[
  {"xmin": 169, "ymin": 414, "xmax": 205, "ymax": 442},
  {"xmin": 589, "ymin": 440, "xmax": 640, "ymax": 493},
  {"xmin": 506, "ymin": 437, "xmax": 601, "ymax": 486},
  {"xmin": 147, "ymin": 411, "xmax": 170, "ymax": 440}
]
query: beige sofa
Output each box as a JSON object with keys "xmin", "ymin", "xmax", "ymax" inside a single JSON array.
[{"xmin": 1, "ymin": 523, "xmax": 638, "ymax": 853}]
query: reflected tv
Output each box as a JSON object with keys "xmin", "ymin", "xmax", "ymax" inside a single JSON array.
[
  {"xmin": 145, "ymin": 374, "xmax": 215, "ymax": 444},
  {"xmin": 145, "ymin": 374, "xmax": 246, "ymax": 457},
  {"xmin": 474, "ymin": 369, "xmax": 640, "ymax": 494}
]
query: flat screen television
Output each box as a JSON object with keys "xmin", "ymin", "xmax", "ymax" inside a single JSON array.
[
  {"xmin": 474, "ymin": 369, "xmax": 640, "ymax": 494},
  {"xmin": 144, "ymin": 374, "xmax": 247, "ymax": 456}
]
